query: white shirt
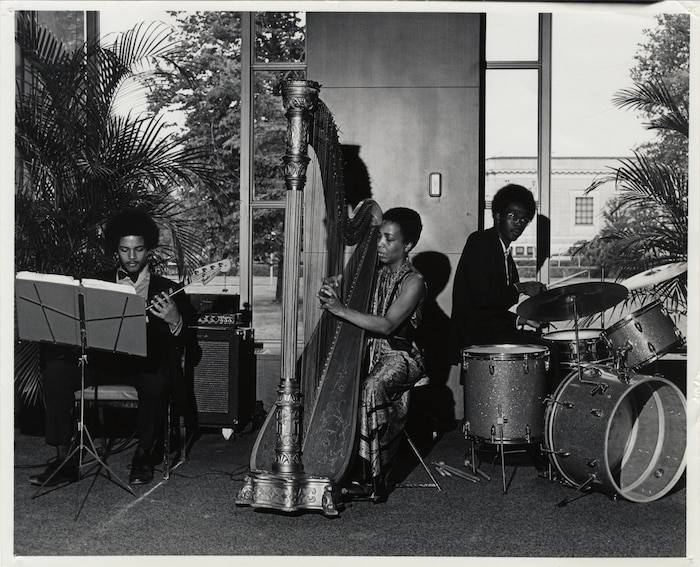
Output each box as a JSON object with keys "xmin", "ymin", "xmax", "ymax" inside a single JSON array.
[{"xmin": 499, "ymin": 237, "xmax": 513, "ymax": 286}]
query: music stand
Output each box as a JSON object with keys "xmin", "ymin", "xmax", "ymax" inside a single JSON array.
[{"xmin": 16, "ymin": 273, "xmax": 147, "ymax": 514}]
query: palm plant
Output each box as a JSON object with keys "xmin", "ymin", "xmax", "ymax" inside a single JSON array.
[
  {"xmin": 577, "ymin": 77, "xmax": 688, "ymax": 319},
  {"xmin": 14, "ymin": 14, "xmax": 223, "ymax": 405}
]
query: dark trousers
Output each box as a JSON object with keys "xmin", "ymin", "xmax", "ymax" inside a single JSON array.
[{"xmin": 43, "ymin": 357, "xmax": 169, "ymax": 453}]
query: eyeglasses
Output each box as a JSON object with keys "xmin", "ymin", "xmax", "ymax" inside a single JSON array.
[{"xmin": 504, "ymin": 211, "xmax": 531, "ymax": 226}]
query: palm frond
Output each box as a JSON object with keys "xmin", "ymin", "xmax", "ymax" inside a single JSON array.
[
  {"xmin": 612, "ymin": 79, "xmax": 688, "ymax": 137},
  {"xmin": 581, "ymin": 76, "xmax": 688, "ymax": 317},
  {"xmin": 15, "ymin": 15, "xmax": 226, "ymax": 403},
  {"xmin": 14, "ymin": 342, "xmax": 43, "ymax": 406}
]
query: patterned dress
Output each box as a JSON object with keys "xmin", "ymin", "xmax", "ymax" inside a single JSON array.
[{"xmin": 358, "ymin": 259, "xmax": 426, "ymax": 481}]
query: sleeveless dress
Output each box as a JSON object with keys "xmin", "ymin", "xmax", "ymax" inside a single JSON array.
[{"xmin": 358, "ymin": 259, "xmax": 426, "ymax": 481}]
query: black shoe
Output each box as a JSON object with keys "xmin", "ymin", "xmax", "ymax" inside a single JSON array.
[
  {"xmin": 371, "ymin": 474, "xmax": 390, "ymax": 504},
  {"xmin": 129, "ymin": 452, "xmax": 154, "ymax": 485},
  {"xmin": 342, "ymin": 480, "xmax": 374, "ymax": 500},
  {"xmin": 30, "ymin": 460, "xmax": 79, "ymax": 487}
]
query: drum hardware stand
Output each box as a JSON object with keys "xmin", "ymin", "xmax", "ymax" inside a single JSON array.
[
  {"xmin": 543, "ymin": 395, "xmax": 574, "ymax": 409},
  {"xmin": 612, "ymin": 343, "xmax": 633, "ymax": 383},
  {"xmin": 538, "ymin": 445, "xmax": 570, "ymax": 483},
  {"xmin": 492, "ymin": 405, "xmax": 520, "ymax": 494},
  {"xmin": 463, "ymin": 422, "xmax": 492, "ymax": 481},
  {"xmin": 556, "ymin": 474, "xmax": 597, "ymax": 507}
]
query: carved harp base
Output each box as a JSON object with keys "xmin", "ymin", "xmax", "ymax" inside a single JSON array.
[{"xmin": 234, "ymin": 470, "xmax": 340, "ymax": 517}]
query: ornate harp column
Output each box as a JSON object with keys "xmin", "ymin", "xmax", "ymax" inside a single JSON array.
[
  {"xmin": 275, "ymin": 80, "xmax": 318, "ymax": 475},
  {"xmin": 235, "ymin": 80, "xmax": 339, "ymax": 516}
]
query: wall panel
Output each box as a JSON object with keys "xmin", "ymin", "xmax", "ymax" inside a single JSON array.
[{"xmin": 307, "ymin": 12, "xmax": 484, "ymax": 316}]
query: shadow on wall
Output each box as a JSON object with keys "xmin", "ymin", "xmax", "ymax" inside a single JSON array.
[
  {"xmin": 341, "ymin": 144, "xmax": 372, "ymax": 207},
  {"xmin": 410, "ymin": 251, "xmax": 456, "ymax": 435}
]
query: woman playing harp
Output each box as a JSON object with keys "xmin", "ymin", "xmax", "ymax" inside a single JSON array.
[{"xmin": 317, "ymin": 207, "xmax": 426, "ymax": 503}]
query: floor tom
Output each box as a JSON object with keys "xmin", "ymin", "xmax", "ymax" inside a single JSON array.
[{"xmin": 462, "ymin": 344, "xmax": 550, "ymax": 444}]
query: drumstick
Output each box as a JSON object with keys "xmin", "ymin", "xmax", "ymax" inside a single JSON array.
[
  {"xmin": 435, "ymin": 462, "xmax": 480, "ymax": 482},
  {"xmin": 464, "ymin": 460, "xmax": 491, "ymax": 481},
  {"xmin": 551, "ymin": 270, "xmax": 589, "ymax": 287}
]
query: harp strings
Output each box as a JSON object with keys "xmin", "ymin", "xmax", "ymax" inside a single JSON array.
[{"xmin": 299, "ymin": 98, "xmax": 378, "ymax": 419}]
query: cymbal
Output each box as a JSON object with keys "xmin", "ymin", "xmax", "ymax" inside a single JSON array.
[
  {"xmin": 517, "ymin": 282, "xmax": 628, "ymax": 322},
  {"xmin": 621, "ymin": 262, "xmax": 688, "ymax": 291}
]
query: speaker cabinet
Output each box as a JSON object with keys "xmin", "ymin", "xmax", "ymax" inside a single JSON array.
[{"xmin": 185, "ymin": 326, "xmax": 256, "ymax": 430}]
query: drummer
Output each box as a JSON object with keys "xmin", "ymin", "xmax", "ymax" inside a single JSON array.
[{"xmin": 448, "ymin": 183, "xmax": 549, "ymax": 361}]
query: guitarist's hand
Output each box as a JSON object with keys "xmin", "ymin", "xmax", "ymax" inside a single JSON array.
[{"xmin": 150, "ymin": 291, "xmax": 181, "ymax": 327}]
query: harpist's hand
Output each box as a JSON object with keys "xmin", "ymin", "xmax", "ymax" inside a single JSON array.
[{"xmin": 317, "ymin": 282, "xmax": 344, "ymax": 317}]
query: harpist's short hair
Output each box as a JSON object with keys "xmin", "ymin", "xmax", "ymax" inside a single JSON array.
[
  {"xmin": 104, "ymin": 209, "xmax": 160, "ymax": 253},
  {"xmin": 383, "ymin": 207, "xmax": 422, "ymax": 246}
]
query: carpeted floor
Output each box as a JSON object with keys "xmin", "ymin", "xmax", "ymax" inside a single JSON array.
[{"xmin": 12, "ymin": 411, "xmax": 688, "ymax": 564}]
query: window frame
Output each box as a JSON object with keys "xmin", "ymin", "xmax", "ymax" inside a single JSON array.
[
  {"xmin": 485, "ymin": 13, "xmax": 552, "ymax": 285},
  {"xmin": 240, "ymin": 12, "xmax": 307, "ymax": 344}
]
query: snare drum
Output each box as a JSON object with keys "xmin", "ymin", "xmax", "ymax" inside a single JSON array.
[
  {"xmin": 461, "ymin": 344, "xmax": 550, "ymax": 444},
  {"xmin": 543, "ymin": 329, "xmax": 610, "ymax": 367},
  {"xmin": 544, "ymin": 364, "xmax": 686, "ymax": 502},
  {"xmin": 604, "ymin": 301, "xmax": 684, "ymax": 369}
]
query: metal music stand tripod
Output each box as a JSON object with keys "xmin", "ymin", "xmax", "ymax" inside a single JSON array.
[{"xmin": 16, "ymin": 274, "xmax": 147, "ymax": 516}]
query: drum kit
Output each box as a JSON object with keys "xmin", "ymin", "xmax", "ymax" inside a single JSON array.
[{"xmin": 461, "ymin": 264, "xmax": 688, "ymax": 503}]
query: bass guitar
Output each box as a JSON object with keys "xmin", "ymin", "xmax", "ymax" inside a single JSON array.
[{"xmin": 146, "ymin": 259, "xmax": 232, "ymax": 312}]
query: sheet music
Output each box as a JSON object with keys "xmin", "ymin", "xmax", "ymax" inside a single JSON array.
[
  {"xmin": 81, "ymin": 279, "xmax": 146, "ymax": 356},
  {"xmin": 16, "ymin": 271, "xmax": 78, "ymax": 285},
  {"xmin": 15, "ymin": 272, "xmax": 81, "ymax": 346},
  {"xmin": 15, "ymin": 272, "xmax": 147, "ymax": 356},
  {"xmin": 81, "ymin": 278, "xmax": 139, "ymax": 294}
]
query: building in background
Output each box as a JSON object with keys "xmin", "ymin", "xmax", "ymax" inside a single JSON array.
[{"xmin": 485, "ymin": 155, "xmax": 622, "ymax": 259}]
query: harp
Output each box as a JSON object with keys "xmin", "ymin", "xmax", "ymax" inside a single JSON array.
[{"xmin": 236, "ymin": 80, "xmax": 382, "ymax": 515}]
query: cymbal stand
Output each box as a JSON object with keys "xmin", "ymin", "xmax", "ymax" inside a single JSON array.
[
  {"xmin": 570, "ymin": 294, "xmax": 584, "ymax": 384},
  {"xmin": 32, "ymin": 289, "xmax": 134, "ymax": 517},
  {"xmin": 570, "ymin": 296, "xmax": 604, "ymax": 387}
]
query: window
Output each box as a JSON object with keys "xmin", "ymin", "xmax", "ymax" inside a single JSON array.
[
  {"xmin": 574, "ymin": 196, "xmax": 594, "ymax": 225},
  {"xmin": 242, "ymin": 12, "xmax": 307, "ymax": 348},
  {"xmin": 485, "ymin": 13, "xmax": 546, "ymax": 284},
  {"xmin": 36, "ymin": 11, "xmax": 85, "ymax": 51}
]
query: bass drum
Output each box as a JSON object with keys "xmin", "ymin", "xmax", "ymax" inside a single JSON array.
[
  {"xmin": 462, "ymin": 344, "xmax": 550, "ymax": 444},
  {"xmin": 544, "ymin": 364, "xmax": 686, "ymax": 502}
]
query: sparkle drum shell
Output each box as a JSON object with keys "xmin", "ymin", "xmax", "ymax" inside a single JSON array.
[
  {"xmin": 543, "ymin": 329, "xmax": 610, "ymax": 367},
  {"xmin": 544, "ymin": 364, "xmax": 686, "ymax": 502},
  {"xmin": 461, "ymin": 344, "xmax": 550, "ymax": 444},
  {"xmin": 604, "ymin": 301, "xmax": 684, "ymax": 369}
]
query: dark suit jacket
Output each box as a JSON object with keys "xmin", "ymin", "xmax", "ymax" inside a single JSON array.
[{"xmin": 448, "ymin": 227, "xmax": 520, "ymax": 363}]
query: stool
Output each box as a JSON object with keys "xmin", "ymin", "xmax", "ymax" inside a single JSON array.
[
  {"xmin": 404, "ymin": 377, "xmax": 441, "ymax": 491},
  {"xmin": 75, "ymin": 385, "xmax": 186, "ymax": 480}
]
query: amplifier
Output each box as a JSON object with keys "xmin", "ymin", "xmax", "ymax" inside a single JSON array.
[
  {"xmin": 185, "ymin": 326, "xmax": 256, "ymax": 430},
  {"xmin": 194, "ymin": 313, "xmax": 242, "ymax": 327}
]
